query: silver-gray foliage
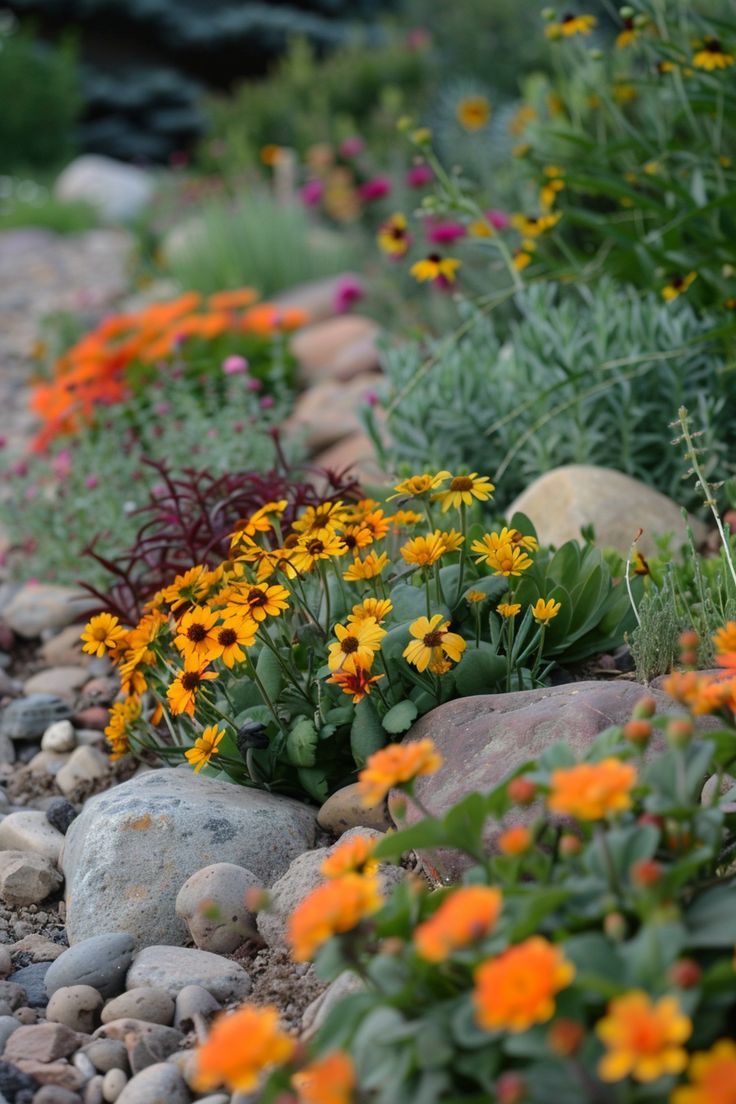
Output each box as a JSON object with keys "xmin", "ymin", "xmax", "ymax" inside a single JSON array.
[{"xmin": 379, "ymin": 281, "xmax": 733, "ymax": 511}]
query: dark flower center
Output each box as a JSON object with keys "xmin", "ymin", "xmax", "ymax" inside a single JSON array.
[
  {"xmin": 391, "ymin": 226, "xmax": 406, "ymax": 240},
  {"xmin": 307, "ymin": 539, "xmax": 324, "ymax": 555},
  {"xmin": 342, "ymin": 533, "xmax": 358, "ymax": 549},
  {"xmin": 450, "ymin": 476, "xmax": 474, "ymax": 491},
  {"xmin": 218, "ymin": 629, "xmax": 238, "ymax": 647},
  {"xmin": 283, "ymin": 533, "xmax": 299, "ymax": 549},
  {"xmin": 423, "ymin": 630, "xmax": 444, "ymax": 647},
  {"xmin": 248, "ymin": 588, "xmax": 267, "ymax": 607},
  {"xmin": 341, "ymin": 636, "xmax": 360, "ymax": 654},
  {"xmin": 706, "ymin": 37, "xmax": 722, "ymax": 52},
  {"xmin": 181, "ymin": 672, "xmax": 201, "ymax": 691},
  {"xmin": 428, "ymin": 253, "xmax": 441, "ymax": 264},
  {"xmin": 187, "ymin": 624, "xmax": 207, "ymax": 642},
  {"xmin": 671, "ymin": 275, "xmax": 684, "ymax": 289}
]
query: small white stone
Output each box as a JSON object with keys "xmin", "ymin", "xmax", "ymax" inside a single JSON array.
[
  {"xmin": 0, "ymin": 811, "xmax": 64, "ymax": 864},
  {"xmin": 56, "ymin": 746, "xmax": 110, "ymax": 796},
  {"xmin": 42, "ymin": 720, "xmax": 77, "ymax": 753},
  {"xmin": 102, "ymin": 1067, "xmax": 128, "ymax": 1102}
]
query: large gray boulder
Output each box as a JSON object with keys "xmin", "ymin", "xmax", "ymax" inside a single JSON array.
[{"xmin": 62, "ymin": 768, "xmax": 317, "ymax": 946}]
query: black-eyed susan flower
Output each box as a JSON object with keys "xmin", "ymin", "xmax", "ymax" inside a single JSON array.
[
  {"xmin": 434, "ymin": 528, "xmax": 464, "ymax": 552},
  {"xmin": 338, "ymin": 524, "xmax": 374, "ymax": 556},
  {"xmin": 348, "ymin": 597, "xmax": 393, "ymax": 624},
  {"xmin": 292, "ymin": 501, "xmax": 349, "ymax": 538},
  {"xmin": 532, "ymin": 597, "xmax": 562, "ymax": 624},
  {"xmin": 661, "ymin": 272, "xmax": 697, "ymax": 302},
  {"xmin": 81, "ymin": 613, "xmax": 128, "ymax": 658},
  {"xmin": 540, "ymin": 166, "xmax": 565, "ymax": 210},
  {"xmin": 226, "ymin": 582, "xmax": 290, "ymax": 622},
  {"xmin": 616, "ymin": 17, "xmax": 638, "ymax": 49},
  {"xmin": 497, "ymin": 602, "xmax": 522, "ymax": 618},
  {"xmin": 546, "ymin": 13, "xmax": 597, "ymax": 39},
  {"xmin": 478, "ymin": 526, "xmax": 538, "ymax": 555},
  {"xmin": 327, "ymin": 618, "xmax": 386, "ymax": 673},
  {"xmin": 327, "ymin": 664, "xmax": 384, "ymax": 703},
  {"xmin": 410, "ymin": 254, "xmax": 461, "ymax": 284},
  {"xmin": 174, "ymin": 606, "xmax": 220, "ymax": 665},
  {"xmin": 210, "ymin": 616, "xmax": 257, "ymax": 668},
  {"xmin": 511, "ymin": 212, "xmax": 562, "ymax": 237},
  {"xmin": 403, "ymin": 614, "xmax": 466, "ymax": 673},
  {"xmin": 161, "ymin": 564, "xmax": 219, "ymax": 610},
  {"xmin": 291, "ymin": 533, "xmax": 347, "ymax": 574},
  {"xmin": 472, "ymin": 537, "xmax": 533, "ymax": 577},
  {"xmin": 362, "ymin": 508, "xmax": 392, "ymax": 541},
  {"xmin": 390, "ymin": 471, "xmax": 451, "ymax": 500},
  {"xmin": 185, "ymin": 724, "xmax": 226, "ymax": 773},
  {"xmin": 401, "ymin": 533, "xmax": 447, "ymax": 567},
  {"xmin": 693, "ymin": 37, "xmax": 735, "ymax": 71},
  {"xmin": 433, "ymin": 472, "xmax": 495, "ymax": 513},
  {"xmin": 167, "ymin": 663, "xmax": 218, "ymax": 717},
  {"xmin": 456, "ymin": 94, "xmax": 491, "ymax": 131},
  {"xmin": 343, "ymin": 551, "xmax": 390, "ymax": 581},
  {"xmin": 377, "ymin": 213, "xmax": 412, "ymax": 258}
]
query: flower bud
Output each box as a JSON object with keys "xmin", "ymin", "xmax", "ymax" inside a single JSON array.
[
  {"xmin": 541, "ymin": 6, "xmax": 557, "ymax": 20},
  {"xmin": 604, "ymin": 911, "xmax": 627, "ymax": 942},
  {"xmin": 631, "ymin": 859, "xmax": 662, "ymax": 888},
  {"xmin": 547, "ymin": 1018, "xmax": 585, "ymax": 1056},
  {"xmin": 624, "ymin": 719, "xmax": 652, "ymax": 747},
  {"xmin": 559, "ymin": 833, "xmax": 582, "ymax": 857},
  {"xmin": 632, "ymin": 695, "xmax": 657, "ymax": 720},
  {"xmin": 679, "ymin": 630, "xmax": 699, "ymax": 650},
  {"xmin": 496, "ymin": 1072, "xmax": 526, "ymax": 1104},
  {"xmin": 668, "ymin": 958, "xmax": 701, "ymax": 989},
  {"xmin": 589, "ymin": 48, "xmax": 604, "ymax": 60},
  {"xmin": 244, "ymin": 887, "xmax": 270, "ymax": 913},
  {"xmin": 666, "ymin": 717, "xmax": 694, "ymax": 749},
  {"xmin": 507, "ymin": 777, "xmax": 536, "ymax": 805}
]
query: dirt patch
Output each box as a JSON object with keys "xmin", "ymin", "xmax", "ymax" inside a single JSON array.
[{"xmin": 230, "ymin": 942, "xmax": 326, "ymax": 1031}]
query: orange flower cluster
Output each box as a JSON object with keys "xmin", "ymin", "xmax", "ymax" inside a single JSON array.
[
  {"xmin": 473, "ymin": 936, "xmax": 575, "ymax": 1033},
  {"xmin": 30, "ymin": 289, "xmax": 308, "ymax": 448},
  {"xmin": 287, "ymin": 873, "xmax": 384, "ymax": 962},
  {"xmin": 357, "ymin": 738, "xmax": 443, "ymax": 806},
  {"xmin": 292, "ymin": 1051, "xmax": 356, "ymax": 1104},
  {"xmin": 596, "ymin": 991, "xmax": 692, "ymax": 1083},
  {"xmin": 414, "ymin": 886, "xmax": 502, "ymax": 961},
  {"xmin": 193, "ymin": 1003, "xmax": 295, "ymax": 1092},
  {"xmin": 547, "ymin": 758, "xmax": 637, "ymax": 821}
]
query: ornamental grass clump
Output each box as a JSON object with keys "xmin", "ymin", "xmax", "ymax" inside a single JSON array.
[
  {"xmin": 191, "ymin": 623, "xmax": 736, "ymax": 1103},
  {"xmin": 85, "ymin": 470, "xmax": 636, "ymax": 800}
]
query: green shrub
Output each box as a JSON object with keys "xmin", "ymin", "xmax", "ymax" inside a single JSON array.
[
  {"xmin": 161, "ymin": 191, "xmax": 363, "ymax": 297},
  {"xmin": 0, "ymin": 20, "xmax": 80, "ymax": 173},
  {"xmin": 374, "ymin": 281, "xmax": 734, "ymax": 512},
  {"xmin": 0, "ymin": 180, "xmax": 97, "ymax": 233}
]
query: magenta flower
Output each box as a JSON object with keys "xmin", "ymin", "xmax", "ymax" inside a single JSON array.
[
  {"xmin": 52, "ymin": 450, "xmax": 72, "ymax": 481},
  {"xmin": 222, "ymin": 354, "xmax": 249, "ymax": 376},
  {"xmin": 260, "ymin": 395, "xmax": 275, "ymax": 409},
  {"xmin": 300, "ymin": 179, "xmax": 325, "ymax": 206},
  {"xmin": 406, "ymin": 163, "xmax": 433, "ymax": 188},
  {"xmin": 339, "ymin": 136, "xmax": 364, "ymax": 159},
  {"xmin": 426, "ymin": 219, "xmax": 467, "ymax": 245},
  {"xmin": 246, "ymin": 377, "xmax": 262, "ymax": 392},
  {"xmin": 363, "ymin": 389, "xmax": 379, "ymax": 407},
  {"xmin": 359, "ymin": 176, "xmax": 392, "ymax": 202},
  {"xmin": 405, "ymin": 27, "xmax": 431, "ymax": 50},
  {"xmin": 333, "ymin": 275, "xmax": 365, "ymax": 314},
  {"xmin": 487, "ymin": 209, "xmax": 510, "ymax": 230},
  {"xmin": 84, "ymin": 475, "xmax": 99, "ymax": 490},
  {"xmin": 154, "ymin": 402, "xmax": 171, "ymax": 416}
]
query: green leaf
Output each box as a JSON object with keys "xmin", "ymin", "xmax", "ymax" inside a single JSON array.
[
  {"xmin": 285, "ymin": 718, "xmax": 318, "ymax": 768},
  {"xmin": 351, "ymin": 696, "xmax": 387, "ymax": 768},
  {"xmin": 685, "ymin": 882, "xmax": 736, "ymax": 948},
  {"xmin": 382, "ymin": 699, "xmax": 419, "ymax": 734},
  {"xmin": 255, "ymin": 645, "xmax": 283, "ymax": 700},
  {"xmin": 441, "ymin": 792, "xmax": 489, "ymax": 856},
  {"xmin": 454, "ymin": 647, "xmax": 506, "ymax": 695},
  {"xmin": 296, "ymin": 766, "xmax": 329, "ymax": 802}
]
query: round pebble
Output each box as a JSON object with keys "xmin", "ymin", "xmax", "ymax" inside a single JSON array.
[
  {"xmin": 101, "ymin": 1068, "xmax": 127, "ymax": 1102},
  {"xmin": 33, "ymin": 1087, "xmax": 82, "ymax": 1104},
  {"xmin": 83, "ymin": 1076, "xmax": 104, "ymax": 1104},
  {"xmin": 81, "ymin": 1039, "xmax": 128, "ymax": 1074},
  {"xmin": 15, "ymin": 1005, "xmax": 37, "ymax": 1024},
  {"xmin": 100, "ymin": 987, "xmax": 174, "ymax": 1027},
  {"xmin": 46, "ymin": 799, "xmax": 78, "ymax": 836},
  {"xmin": 41, "ymin": 720, "xmax": 77, "ymax": 754},
  {"xmin": 115, "ymin": 1062, "xmax": 189, "ymax": 1104},
  {"xmin": 0, "ymin": 946, "xmax": 12, "ymax": 978},
  {"xmin": 47, "ymin": 985, "xmax": 103, "ymax": 1033},
  {"xmin": 45, "ymin": 933, "xmax": 135, "ymax": 1000},
  {"xmin": 73, "ymin": 1050, "xmax": 97, "ymax": 1080}
]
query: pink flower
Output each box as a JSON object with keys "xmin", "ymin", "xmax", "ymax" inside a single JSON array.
[
  {"xmin": 487, "ymin": 209, "xmax": 510, "ymax": 230},
  {"xmin": 84, "ymin": 475, "xmax": 99, "ymax": 490},
  {"xmin": 300, "ymin": 179, "xmax": 325, "ymax": 206},
  {"xmin": 246, "ymin": 377, "xmax": 263, "ymax": 392},
  {"xmin": 154, "ymin": 402, "xmax": 171, "ymax": 416},
  {"xmin": 260, "ymin": 396, "xmax": 275, "ymax": 409},
  {"xmin": 426, "ymin": 219, "xmax": 467, "ymax": 245},
  {"xmin": 0, "ymin": 436, "xmax": 6, "ymax": 449},
  {"xmin": 363, "ymin": 389, "xmax": 379, "ymax": 407},
  {"xmin": 406, "ymin": 163, "xmax": 433, "ymax": 188},
  {"xmin": 339, "ymin": 136, "xmax": 364, "ymax": 158},
  {"xmin": 359, "ymin": 176, "xmax": 392, "ymax": 202},
  {"xmin": 11, "ymin": 461, "xmax": 28, "ymax": 478},
  {"xmin": 222, "ymin": 354, "xmax": 249, "ymax": 376},
  {"xmin": 52, "ymin": 450, "xmax": 72, "ymax": 481},
  {"xmin": 333, "ymin": 275, "xmax": 365, "ymax": 314}
]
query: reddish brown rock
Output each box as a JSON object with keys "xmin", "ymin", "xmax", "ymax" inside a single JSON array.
[
  {"xmin": 286, "ymin": 373, "xmax": 382, "ymax": 451},
  {"xmin": 72, "ymin": 707, "xmax": 108, "ymax": 732},
  {"xmin": 5, "ymin": 1021, "xmax": 84, "ymax": 1063},
  {"xmin": 13, "ymin": 1058, "xmax": 83, "ymax": 1092},
  {"xmin": 390, "ymin": 681, "xmax": 706, "ymax": 879}
]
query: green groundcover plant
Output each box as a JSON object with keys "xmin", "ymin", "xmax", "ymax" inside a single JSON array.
[
  {"xmin": 370, "ymin": 280, "xmax": 734, "ymax": 513},
  {"xmin": 85, "ymin": 471, "xmax": 638, "ymax": 802},
  {"xmin": 188, "ymin": 627, "xmax": 736, "ymax": 1103}
]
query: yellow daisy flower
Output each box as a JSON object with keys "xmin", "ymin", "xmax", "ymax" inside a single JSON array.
[
  {"xmin": 497, "ymin": 602, "xmax": 522, "ymax": 618},
  {"xmin": 662, "ymin": 272, "xmax": 698, "ymax": 302},
  {"xmin": 81, "ymin": 613, "xmax": 128, "ymax": 658},
  {"xmin": 403, "ymin": 614, "xmax": 466, "ymax": 673},
  {"xmin": 185, "ymin": 724, "xmax": 226, "ymax": 774},
  {"xmin": 378, "ymin": 213, "xmax": 411, "ymax": 257},
  {"xmin": 389, "ymin": 472, "xmax": 451, "ymax": 500},
  {"xmin": 290, "ymin": 533, "xmax": 347, "ymax": 574},
  {"xmin": 401, "ymin": 533, "xmax": 447, "ymax": 568},
  {"xmin": 433, "ymin": 473, "xmax": 495, "ymax": 513},
  {"xmin": 456, "ymin": 94, "xmax": 492, "ymax": 131},
  {"xmin": 343, "ymin": 551, "xmax": 390, "ymax": 581},
  {"xmin": 348, "ymin": 598, "xmax": 393, "ymax": 624},
  {"xmin": 327, "ymin": 617, "xmax": 386, "ymax": 673},
  {"xmin": 693, "ymin": 37, "xmax": 735, "ymax": 71},
  {"xmin": 410, "ymin": 254, "xmax": 461, "ymax": 284},
  {"xmin": 532, "ymin": 598, "xmax": 562, "ymax": 624},
  {"xmin": 546, "ymin": 13, "xmax": 597, "ymax": 39}
]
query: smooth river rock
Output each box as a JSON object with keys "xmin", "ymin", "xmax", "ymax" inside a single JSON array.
[{"xmin": 62, "ymin": 769, "xmax": 316, "ymax": 946}]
